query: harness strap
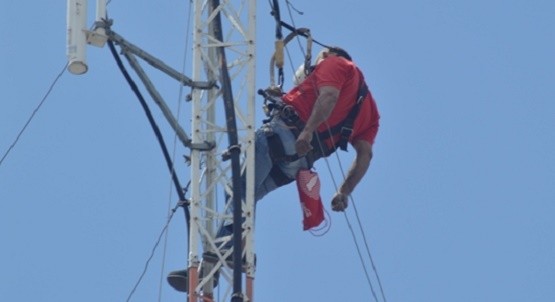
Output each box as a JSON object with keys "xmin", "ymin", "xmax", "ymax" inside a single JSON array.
[
  {"xmin": 265, "ymin": 127, "xmax": 299, "ymax": 185},
  {"xmin": 261, "ymin": 68, "xmax": 368, "ymax": 170},
  {"xmin": 266, "ymin": 133, "xmax": 301, "ymax": 163},
  {"xmin": 269, "ymin": 164, "xmax": 295, "ymax": 187},
  {"xmin": 317, "ymin": 68, "xmax": 368, "ymax": 152}
]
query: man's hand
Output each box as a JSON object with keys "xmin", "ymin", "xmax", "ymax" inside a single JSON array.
[
  {"xmin": 295, "ymin": 130, "xmax": 313, "ymax": 156},
  {"xmin": 331, "ymin": 192, "xmax": 349, "ymax": 212},
  {"xmin": 296, "ymin": 86, "xmax": 338, "ymax": 157}
]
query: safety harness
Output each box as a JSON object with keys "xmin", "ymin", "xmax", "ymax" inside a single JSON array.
[
  {"xmin": 260, "ymin": 69, "xmax": 369, "ymax": 186},
  {"xmin": 314, "ymin": 68, "xmax": 369, "ymax": 154},
  {"xmin": 266, "ymin": 4, "xmax": 369, "ymax": 186}
]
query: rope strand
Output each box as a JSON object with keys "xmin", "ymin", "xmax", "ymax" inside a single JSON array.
[
  {"xmin": 350, "ymin": 198, "xmax": 388, "ymax": 302},
  {"xmin": 334, "ymin": 150, "xmax": 387, "ymax": 302},
  {"xmin": 306, "ymin": 76, "xmax": 385, "ymax": 300},
  {"xmin": 318, "ymin": 143, "xmax": 381, "ymax": 301},
  {"xmin": 342, "ymin": 210, "xmax": 380, "ymax": 301}
]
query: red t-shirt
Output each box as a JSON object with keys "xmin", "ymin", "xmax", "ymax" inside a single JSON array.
[{"xmin": 282, "ymin": 56, "xmax": 380, "ymax": 147}]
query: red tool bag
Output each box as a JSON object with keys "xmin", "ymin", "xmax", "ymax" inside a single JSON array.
[{"xmin": 296, "ymin": 169, "xmax": 325, "ymax": 230}]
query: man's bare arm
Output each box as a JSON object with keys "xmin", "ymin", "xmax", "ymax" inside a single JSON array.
[
  {"xmin": 295, "ymin": 86, "xmax": 340, "ymax": 155},
  {"xmin": 332, "ymin": 139, "xmax": 373, "ymax": 211}
]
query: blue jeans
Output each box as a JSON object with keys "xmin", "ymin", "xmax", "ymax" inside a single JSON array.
[
  {"xmin": 253, "ymin": 116, "xmax": 309, "ymax": 201},
  {"xmin": 217, "ymin": 116, "xmax": 309, "ymax": 240}
]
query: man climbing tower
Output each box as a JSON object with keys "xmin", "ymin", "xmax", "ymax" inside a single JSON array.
[
  {"xmin": 254, "ymin": 46, "xmax": 380, "ymax": 211},
  {"xmin": 168, "ymin": 46, "xmax": 380, "ymax": 292}
]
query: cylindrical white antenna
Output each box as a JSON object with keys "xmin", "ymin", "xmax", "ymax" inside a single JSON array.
[
  {"xmin": 96, "ymin": 0, "xmax": 106, "ymax": 21},
  {"xmin": 86, "ymin": 0, "xmax": 108, "ymax": 47},
  {"xmin": 67, "ymin": 0, "xmax": 88, "ymax": 75}
]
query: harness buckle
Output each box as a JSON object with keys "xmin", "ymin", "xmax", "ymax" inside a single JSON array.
[
  {"xmin": 338, "ymin": 126, "xmax": 353, "ymax": 151},
  {"xmin": 340, "ymin": 126, "xmax": 353, "ymax": 137}
]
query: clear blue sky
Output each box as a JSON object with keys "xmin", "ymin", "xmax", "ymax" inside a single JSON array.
[{"xmin": 1, "ymin": 1, "xmax": 554, "ymax": 301}]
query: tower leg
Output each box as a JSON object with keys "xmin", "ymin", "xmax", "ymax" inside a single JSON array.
[
  {"xmin": 246, "ymin": 276, "xmax": 254, "ymax": 302},
  {"xmin": 188, "ymin": 266, "xmax": 199, "ymax": 302}
]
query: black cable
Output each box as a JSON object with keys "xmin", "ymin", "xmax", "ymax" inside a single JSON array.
[
  {"xmin": 108, "ymin": 38, "xmax": 194, "ymax": 300},
  {"xmin": 209, "ymin": 0, "xmax": 245, "ymax": 299},
  {"xmin": 278, "ymin": 20, "xmax": 330, "ymax": 48},
  {"xmin": 271, "ymin": 0, "xmax": 283, "ymax": 39},
  {"xmin": 107, "ymin": 40, "xmax": 190, "ymax": 223}
]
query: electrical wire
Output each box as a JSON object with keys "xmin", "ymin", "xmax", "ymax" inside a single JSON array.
[
  {"xmin": 0, "ymin": 62, "xmax": 68, "ymax": 168},
  {"xmin": 126, "ymin": 199, "xmax": 186, "ymax": 302},
  {"xmin": 157, "ymin": 2, "xmax": 194, "ymax": 301}
]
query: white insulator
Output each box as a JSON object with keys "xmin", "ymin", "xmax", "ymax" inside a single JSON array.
[{"xmin": 66, "ymin": 0, "xmax": 88, "ymax": 75}]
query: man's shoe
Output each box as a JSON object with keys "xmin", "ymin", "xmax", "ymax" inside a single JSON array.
[
  {"xmin": 167, "ymin": 266, "xmax": 219, "ymax": 293},
  {"xmin": 167, "ymin": 269, "xmax": 189, "ymax": 293}
]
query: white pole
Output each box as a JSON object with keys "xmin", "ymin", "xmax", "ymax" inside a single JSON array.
[
  {"xmin": 96, "ymin": 0, "xmax": 106, "ymax": 21},
  {"xmin": 86, "ymin": 0, "xmax": 108, "ymax": 47},
  {"xmin": 67, "ymin": 0, "xmax": 88, "ymax": 75}
]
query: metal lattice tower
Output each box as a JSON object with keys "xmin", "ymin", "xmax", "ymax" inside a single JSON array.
[
  {"xmin": 188, "ymin": 0, "xmax": 256, "ymax": 301},
  {"xmin": 67, "ymin": 0, "xmax": 257, "ymax": 300}
]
